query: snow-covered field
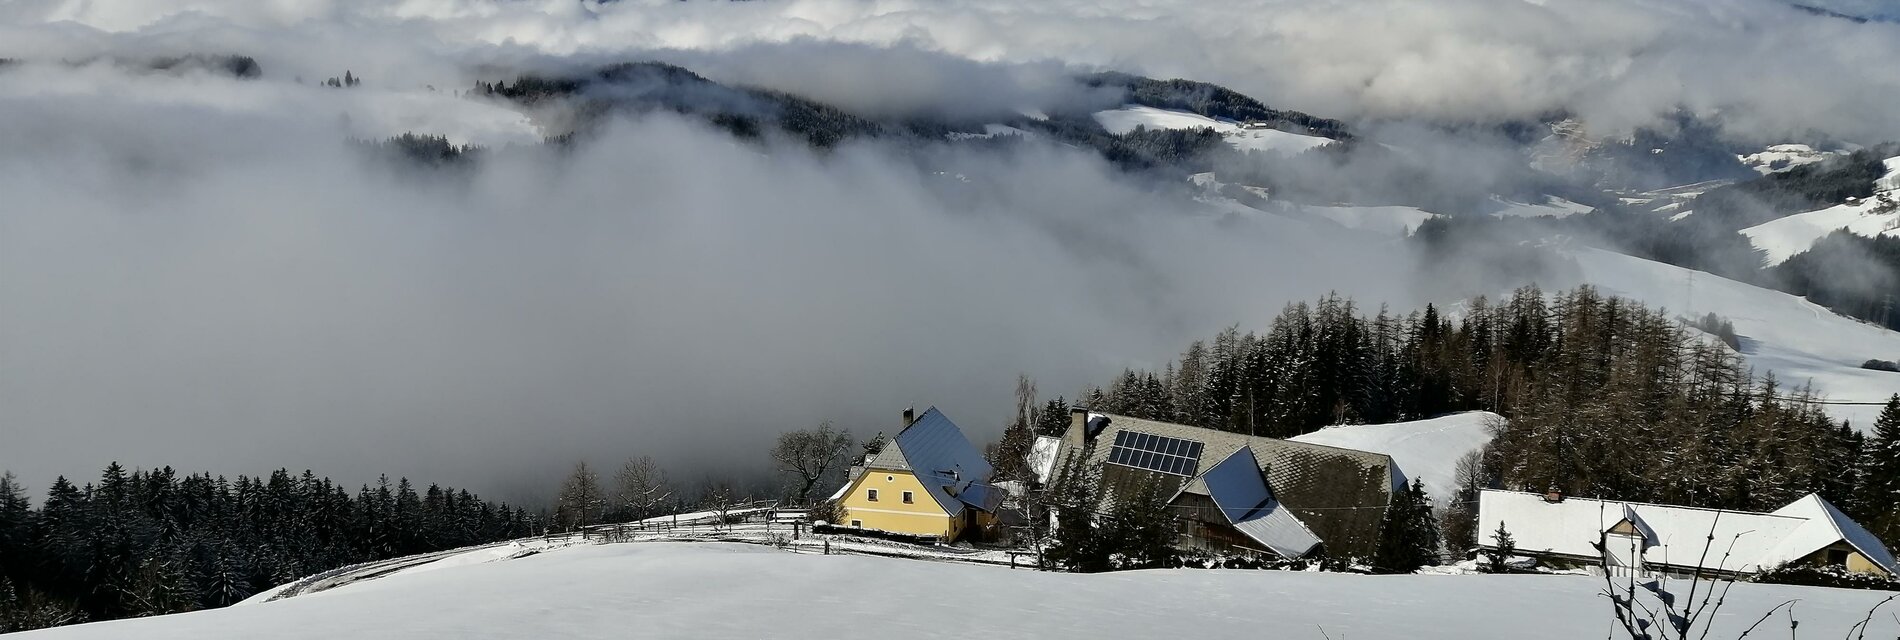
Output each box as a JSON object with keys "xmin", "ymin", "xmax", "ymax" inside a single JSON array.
[
  {"xmin": 1093, "ymin": 105, "xmax": 1335, "ymax": 156},
  {"xmin": 1739, "ymin": 156, "xmax": 1900, "ymax": 264},
  {"xmin": 1738, "ymin": 144, "xmax": 1842, "ymax": 175},
  {"xmin": 1742, "ymin": 195, "xmax": 1900, "ymax": 265},
  {"xmin": 1299, "ymin": 204, "xmax": 1438, "ymax": 235},
  {"xmin": 1490, "ymin": 195, "xmax": 1595, "ymax": 219},
  {"xmin": 21, "ymin": 542, "xmax": 1900, "ymax": 639},
  {"xmin": 1571, "ymin": 248, "xmax": 1900, "ymax": 426},
  {"xmin": 1292, "ymin": 411, "xmax": 1498, "ymax": 503}
]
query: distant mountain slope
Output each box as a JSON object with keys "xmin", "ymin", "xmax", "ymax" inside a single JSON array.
[
  {"xmin": 23, "ymin": 542, "xmax": 1900, "ymax": 639},
  {"xmin": 1081, "ymin": 71, "xmax": 1351, "ymax": 141},
  {"xmin": 1693, "ymin": 146, "xmax": 1898, "ymax": 230},
  {"xmin": 1092, "ymin": 104, "xmax": 1336, "ymax": 156},
  {"xmin": 1741, "ymin": 156, "xmax": 1900, "ymax": 265}
]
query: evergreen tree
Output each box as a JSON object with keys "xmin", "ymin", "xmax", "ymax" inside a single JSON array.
[
  {"xmin": 1044, "ymin": 455, "xmax": 1108, "ymax": 572},
  {"xmin": 1483, "ymin": 521, "xmax": 1516, "ymax": 573},
  {"xmin": 1858, "ymin": 395, "xmax": 1900, "ymax": 540},
  {"xmin": 1373, "ymin": 479, "xmax": 1439, "ymax": 573},
  {"xmin": 0, "ymin": 464, "xmax": 533, "ymax": 631},
  {"xmin": 1034, "ymin": 397, "xmax": 1072, "ymax": 438}
]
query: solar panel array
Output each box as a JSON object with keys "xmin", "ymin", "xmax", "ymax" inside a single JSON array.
[{"xmin": 1106, "ymin": 430, "xmax": 1204, "ymax": 477}]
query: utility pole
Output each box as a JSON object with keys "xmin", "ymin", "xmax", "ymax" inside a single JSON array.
[{"xmin": 1248, "ymin": 389, "xmax": 1256, "ymax": 437}]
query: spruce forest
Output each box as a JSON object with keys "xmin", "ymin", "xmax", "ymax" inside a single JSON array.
[{"xmin": 0, "ymin": 467, "xmax": 537, "ymax": 630}]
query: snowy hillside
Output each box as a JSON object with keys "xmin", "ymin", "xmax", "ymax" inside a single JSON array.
[
  {"xmin": 1738, "ymin": 144, "xmax": 1842, "ymax": 175},
  {"xmin": 1299, "ymin": 204, "xmax": 1438, "ymax": 235},
  {"xmin": 1617, "ymin": 179, "xmax": 1732, "ymax": 220},
  {"xmin": 23, "ymin": 542, "xmax": 1900, "ymax": 639},
  {"xmin": 1738, "ymin": 156, "xmax": 1900, "ymax": 264},
  {"xmin": 1291, "ymin": 411, "xmax": 1498, "ymax": 503},
  {"xmin": 1571, "ymin": 248, "xmax": 1900, "ymax": 426},
  {"xmin": 1093, "ymin": 105, "xmax": 1335, "ymax": 155},
  {"xmin": 1489, "ymin": 195, "xmax": 1594, "ymax": 219}
]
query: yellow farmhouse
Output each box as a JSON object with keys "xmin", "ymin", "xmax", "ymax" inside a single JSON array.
[{"xmin": 830, "ymin": 407, "xmax": 1002, "ymax": 542}]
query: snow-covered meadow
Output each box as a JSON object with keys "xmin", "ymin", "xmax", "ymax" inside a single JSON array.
[
  {"xmin": 18, "ymin": 542, "xmax": 1900, "ymax": 639},
  {"xmin": 1093, "ymin": 104, "xmax": 1337, "ymax": 155},
  {"xmin": 1293, "ymin": 411, "xmax": 1497, "ymax": 502}
]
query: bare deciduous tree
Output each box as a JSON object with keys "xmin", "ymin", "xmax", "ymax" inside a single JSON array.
[
  {"xmin": 771, "ymin": 421, "xmax": 854, "ymax": 505},
  {"xmin": 1441, "ymin": 449, "xmax": 1486, "ymax": 555},
  {"xmin": 699, "ymin": 478, "xmax": 740, "ymax": 531},
  {"xmin": 613, "ymin": 456, "xmax": 671, "ymax": 523},
  {"xmin": 553, "ymin": 461, "xmax": 604, "ymax": 531},
  {"xmin": 990, "ymin": 374, "xmax": 1040, "ymax": 482}
]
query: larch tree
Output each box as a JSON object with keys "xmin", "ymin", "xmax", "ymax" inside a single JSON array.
[{"xmin": 553, "ymin": 461, "xmax": 605, "ymax": 531}]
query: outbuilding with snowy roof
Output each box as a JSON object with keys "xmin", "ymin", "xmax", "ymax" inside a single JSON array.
[{"xmin": 1477, "ymin": 489, "xmax": 1895, "ymax": 578}]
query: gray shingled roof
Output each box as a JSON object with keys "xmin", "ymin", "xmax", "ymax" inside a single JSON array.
[
  {"xmin": 864, "ymin": 440, "xmax": 913, "ymax": 472},
  {"xmin": 1077, "ymin": 412, "xmax": 1396, "ymax": 557}
]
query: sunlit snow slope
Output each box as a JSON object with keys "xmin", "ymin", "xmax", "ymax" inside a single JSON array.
[
  {"xmin": 1299, "ymin": 204, "xmax": 1438, "ymax": 235},
  {"xmin": 1292, "ymin": 411, "xmax": 1497, "ymax": 503},
  {"xmin": 1093, "ymin": 105, "xmax": 1335, "ymax": 155},
  {"xmin": 1571, "ymin": 248, "xmax": 1900, "ymax": 426},
  {"xmin": 1740, "ymin": 156, "xmax": 1900, "ymax": 265},
  {"xmin": 19, "ymin": 542, "xmax": 1900, "ymax": 639}
]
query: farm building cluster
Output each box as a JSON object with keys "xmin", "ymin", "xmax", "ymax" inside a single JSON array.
[{"xmin": 825, "ymin": 406, "xmax": 1895, "ymax": 578}]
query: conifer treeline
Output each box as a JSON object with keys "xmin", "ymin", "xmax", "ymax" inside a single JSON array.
[
  {"xmin": 0, "ymin": 465, "xmax": 537, "ymax": 632},
  {"xmin": 1079, "ymin": 286, "xmax": 1879, "ymax": 519}
]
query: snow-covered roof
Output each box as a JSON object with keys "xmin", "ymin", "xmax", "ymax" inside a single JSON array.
[
  {"xmin": 1028, "ymin": 436, "xmax": 1062, "ymax": 485},
  {"xmin": 1194, "ymin": 446, "xmax": 1322, "ymax": 558},
  {"xmin": 1478, "ymin": 490, "xmax": 1891, "ymax": 575},
  {"xmin": 873, "ymin": 407, "xmax": 996, "ymax": 516},
  {"xmin": 1763, "ymin": 494, "xmax": 1898, "ymax": 574}
]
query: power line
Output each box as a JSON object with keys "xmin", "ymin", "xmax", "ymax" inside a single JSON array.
[{"xmin": 1772, "ymin": 396, "xmax": 1895, "ymax": 406}]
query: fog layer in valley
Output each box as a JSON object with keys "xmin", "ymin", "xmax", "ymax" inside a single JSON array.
[{"xmin": 4, "ymin": 0, "xmax": 1899, "ymax": 499}]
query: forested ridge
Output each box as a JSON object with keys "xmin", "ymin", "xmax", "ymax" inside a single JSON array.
[
  {"xmin": 0, "ymin": 466, "xmax": 537, "ymax": 631},
  {"xmin": 1692, "ymin": 146, "xmax": 1898, "ymax": 231},
  {"xmin": 1069, "ymin": 286, "xmax": 1898, "ymax": 532}
]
